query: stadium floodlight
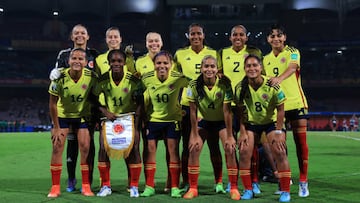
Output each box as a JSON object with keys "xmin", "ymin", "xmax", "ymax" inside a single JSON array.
[
  {"xmin": 0, "ymin": 8, "xmax": 4, "ymax": 12},
  {"xmin": 53, "ymin": 11, "xmax": 59, "ymax": 16}
]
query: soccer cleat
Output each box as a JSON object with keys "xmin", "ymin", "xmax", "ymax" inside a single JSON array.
[
  {"xmin": 47, "ymin": 185, "xmax": 60, "ymax": 198},
  {"xmin": 230, "ymin": 189, "xmax": 241, "ymax": 200},
  {"xmin": 171, "ymin": 187, "xmax": 182, "ymax": 198},
  {"xmin": 299, "ymin": 182, "xmax": 309, "ymax": 197},
  {"xmin": 130, "ymin": 186, "xmax": 139, "ymax": 198},
  {"xmin": 97, "ymin": 185, "xmax": 112, "ymax": 197},
  {"xmin": 81, "ymin": 184, "xmax": 94, "ymax": 196},
  {"xmin": 252, "ymin": 182, "xmax": 261, "ymax": 195},
  {"xmin": 241, "ymin": 189, "xmax": 254, "ymax": 200},
  {"xmin": 279, "ymin": 192, "xmax": 291, "ymax": 202},
  {"xmin": 66, "ymin": 178, "xmax": 76, "ymax": 192},
  {"xmin": 214, "ymin": 183, "xmax": 226, "ymax": 194},
  {"xmin": 140, "ymin": 185, "xmax": 155, "ymax": 197},
  {"xmin": 183, "ymin": 188, "xmax": 198, "ymax": 199},
  {"xmin": 225, "ymin": 182, "xmax": 231, "ymax": 193},
  {"xmin": 180, "ymin": 183, "xmax": 189, "ymax": 193}
]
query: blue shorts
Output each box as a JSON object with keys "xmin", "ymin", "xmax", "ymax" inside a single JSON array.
[
  {"xmin": 245, "ymin": 122, "xmax": 284, "ymax": 135},
  {"xmin": 147, "ymin": 121, "xmax": 181, "ymax": 140},
  {"xmin": 285, "ymin": 108, "xmax": 309, "ymax": 121},
  {"xmin": 58, "ymin": 118, "xmax": 88, "ymax": 129},
  {"xmin": 198, "ymin": 120, "xmax": 226, "ymax": 132}
]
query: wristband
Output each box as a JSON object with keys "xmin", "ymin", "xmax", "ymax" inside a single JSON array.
[{"xmin": 275, "ymin": 130, "xmax": 282, "ymax": 135}]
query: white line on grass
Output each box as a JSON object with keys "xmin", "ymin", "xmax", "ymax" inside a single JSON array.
[{"xmin": 327, "ymin": 134, "xmax": 360, "ymax": 141}]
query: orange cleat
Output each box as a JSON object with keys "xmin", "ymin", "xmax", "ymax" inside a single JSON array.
[
  {"xmin": 81, "ymin": 184, "xmax": 94, "ymax": 196},
  {"xmin": 47, "ymin": 185, "xmax": 60, "ymax": 198},
  {"xmin": 230, "ymin": 189, "xmax": 241, "ymax": 200},
  {"xmin": 183, "ymin": 188, "xmax": 198, "ymax": 199}
]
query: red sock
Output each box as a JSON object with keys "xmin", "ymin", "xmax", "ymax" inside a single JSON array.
[
  {"xmin": 239, "ymin": 168, "xmax": 252, "ymax": 190},
  {"xmin": 251, "ymin": 146, "xmax": 259, "ymax": 183},
  {"xmin": 144, "ymin": 162, "xmax": 156, "ymax": 187},
  {"xmin": 50, "ymin": 164, "xmax": 62, "ymax": 185},
  {"xmin": 278, "ymin": 170, "xmax": 291, "ymax": 192},
  {"xmin": 98, "ymin": 162, "xmax": 110, "ymax": 187},
  {"xmin": 188, "ymin": 165, "xmax": 200, "ymax": 189},
  {"xmin": 169, "ymin": 162, "xmax": 180, "ymax": 188},
  {"xmin": 80, "ymin": 164, "xmax": 90, "ymax": 185},
  {"xmin": 129, "ymin": 163, "xmax": 142, "ymax": 187},
  {"xmin": 294, "ymin": 125, "xmax": 308, "ymax": 182},
  {"xmin": 227, "ymin": 167, "xmax": 238, "ymax": 189}
]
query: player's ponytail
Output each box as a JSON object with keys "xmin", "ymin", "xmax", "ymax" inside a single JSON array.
[{"xmin": 195, "ymin": 73, "xmax": 206, "ymax": 100}]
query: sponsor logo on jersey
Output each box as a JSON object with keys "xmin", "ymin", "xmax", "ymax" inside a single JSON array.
[
  {"xmin": 226, "ymin": 56, "xmax": 230, "ymax": 60},
  {"xmin": 186, "ymin": 57, "xmax": 191, "ymax": 61}
]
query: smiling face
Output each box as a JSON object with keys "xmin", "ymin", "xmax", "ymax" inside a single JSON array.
[
  {"xmin": 106, "ymin": 29, "xmax": 122, "ymax": 50},
  {"xmin": 230, "ymin": 25, "xmax": 248, "ymax": 51},
  {"xmin": 267, "ymin": 29, "xmax": 286, "ymax": 50},
  {"xmin": 70, "ymin": 25, "xmax": 89, "ymax": 47},
  {"xmin": 201, "ymin": 56, "xmax": 218, "ymax": 80},
  {"xmin": 154, "ymin": 54, "xmax": 171, "ymax": 79},
  {"xmin": 188, "ymin": 25, "xmax": 204, "ymax": 48},
  {"xmin": 146, "ymin": 32, "xmax": 163, "ymax": 54},
  {"xmin": 244, "ymin": 56, "xmax": 262, "ymax": 79},
  {"xmin": 68, "ymin": 49, "xmax": 87, "ymax": 72},
  {"xmin": 109, "ymin": 52, "xmax": 125, "ymax": 74}
]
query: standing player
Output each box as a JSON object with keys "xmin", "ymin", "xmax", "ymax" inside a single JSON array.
[
  {"xmin": 94, "ymin": 50, "xmax": 142, "ymax": 197},
  {"xmin": 174, "ymin": 23, "xmax": 225, "ymax": 193},
  {"xmin": 218, "ymin": 24, "xmax": 266, "ymax": 194},
  {"xmin": 140, "ymin": 51, "xmax": 189, "ymax": 198},
  {"xmin": 135, "ymin": 32, "xmax": 173, "ymax": 192},
  {"xmin": 47, "ymin": 48, "xmax": 97, "ymax": 197},
  {"xmin": 184, "ymin": 55, "xmax": 239, "ymax": 200},
  {"xmin": 49, "ymin": 24, "xmax": 98, "ymax": 192},
  {"xmin": 330, "ymin": 115, "xmax": 337, "ymax": 132},
  {"xmin": 235, "ymin": 54, "xmax": 291, "ymax": 202},
  {"xmin": 263, "ymin": 24, "xmax": 309, "ymax": 197},
  {"xmin": 95, "ymin": 26, "xmax": 136, "ymax": 193}
]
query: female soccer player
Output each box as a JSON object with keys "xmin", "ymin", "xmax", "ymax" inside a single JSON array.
[
  {"xmin": 235, "ymin": 54, "xmax": 291, "ymax": 202},
  {"xmin": 49, "ymin": 24, "xmax": 99, "ymax": 192},
  {"xmin": 174, "ymin": 23, "xmax": 225, "ymax": 193},
  {"xmin": 183, "ymin": 55, "xmax": 239, "ymax": 200},
  {"xmin": 263, "ymin": 24, "xmax": 309, "ymax": 198},
  {"xmin": 140, "ymin": 51, "xmax": 189, "ymax": 198},
  {"xmin": 47, "ymin": 48, "xmax": 97, "ymax": 197},
  {"xmin": 94, "ymin": 50, "xmax": 142, "ymax": 197}
]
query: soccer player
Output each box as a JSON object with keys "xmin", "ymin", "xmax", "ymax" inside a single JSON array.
[
  {"xmin": 263, "ymin": 24, "xmax": 310, "ymax": 198},
  {"xmin": 218, "ymin": 24, "xmax": 265, "ymax": 194},
  {"xmin": 183, "ymin": 55, "xmax": 239, "ymax": 200},
  {"xmin": 135, "ymin": 32, "xmax": 173, "ymax": 192},
  {"xmin": 330, "ymin": 115, "xmax": 337, "ymax": 132},
  {"xmin": 95, "ymin": 26, "xmax": 135, "ymax": 75},
  {"xmin": 174, "ymin": 23, "xmax": 225, "ymax": 193},
  {"xmin": 49, "ymin": 24, "xmax": 98, "ymax": 192},
  {"xmin": 95, "ymin": 26, "xmax": 136, "ymax": 193},
  {"xmin": 47, "ymin": 48, "xmax": 97, "ymax": 197},
  {"xmin": 234, "ymin": 54, "xmax": 291, "ymax": 202},
  {"xmin": 140, "ymin": 51, "xmax": 189, "ymax": 198},
  {"xmin": 94, "ymin": 49, "xmax": 142, "ymax": 197}
]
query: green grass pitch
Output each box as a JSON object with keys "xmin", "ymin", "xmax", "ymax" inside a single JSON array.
[{"xmin": 0, "ymin": 131, "xmax": 359, "ymax": 203}]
